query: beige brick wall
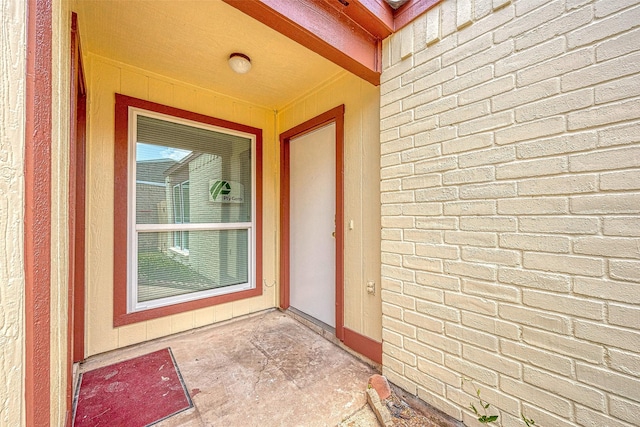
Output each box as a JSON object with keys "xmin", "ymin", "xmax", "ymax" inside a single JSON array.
[{"xmin": 380, "ymin": 1, "xmax": 640, "ymax": 426}]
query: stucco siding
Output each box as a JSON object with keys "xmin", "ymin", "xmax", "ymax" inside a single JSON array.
[
  {"xmin": 0, "ymin": 0, "xmax": 26, "ymax": 424},
  {"xmin": 84, "ymin": 54, "xmax": 279, "ymax": 356},
  {"xmin": 50, "ymin": 0, "xmax": 71, "ymax": 424},
  {"xmin": 380, "ymin": 0, "xmax": 640, "ymax": 426}
]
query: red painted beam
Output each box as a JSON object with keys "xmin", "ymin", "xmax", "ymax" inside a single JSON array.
[
  {"xmin": 224, "ymin": 0, "xmax": 444, "ymax": 86},
  {"xmin": 223, "ymin": 0, "xmax": 382, "ymax": 85},
  {"xmin": 393, "ymin": 0, "xmax": 442, "ymax": 30},
  {"xmin": 325, "ymin": 0, "xmax": 394, "ymax": 39}
]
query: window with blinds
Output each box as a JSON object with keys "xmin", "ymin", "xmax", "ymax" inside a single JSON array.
[{"xmin": 129, "ymin": 110, "xmax": 255, "ymax": 311}]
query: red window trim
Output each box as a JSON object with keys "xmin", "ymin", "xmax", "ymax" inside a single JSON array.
[{"xmin": 113, "ymin": 94, "xmax": 263, "ymax": 327}]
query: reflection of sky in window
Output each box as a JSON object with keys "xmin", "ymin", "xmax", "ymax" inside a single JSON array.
[{"xmin": 136, "ymin": 142, "xmax": 191, "ymax": 162}]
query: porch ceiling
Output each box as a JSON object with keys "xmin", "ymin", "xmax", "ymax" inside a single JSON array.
[{"xmin": 73, "ymin": 0, "xmax": 344, "ymax": 110}]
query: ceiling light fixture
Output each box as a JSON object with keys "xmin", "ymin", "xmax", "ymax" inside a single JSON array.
[
  {"xmin": 228, "ymin": 52, "xmax": 252, "ymax": 74},
  {"xmin": 384, "ymin": 0, "xmax": 409, "ymax": 9}
]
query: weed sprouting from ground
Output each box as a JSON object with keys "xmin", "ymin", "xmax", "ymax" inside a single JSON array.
[{"xmin": 463, "ymin": 378, "xmax": 536, "ymax": 426}]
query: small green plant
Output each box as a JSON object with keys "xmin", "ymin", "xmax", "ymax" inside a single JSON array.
[
  {"xmin": 470, "ymin": 387, "xmax": 499, "ymax": 424},
  {"xmin": 463, "ymin": 378, "xmax": 536, "ymax": 426},
  {"xmin": 463, "ymin": 378, "xmax": 499, "ymax": 424}
]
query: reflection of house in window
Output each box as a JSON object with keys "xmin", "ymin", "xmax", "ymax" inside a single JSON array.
[
  {"xmin": 165, "ymin": 154, "xmax": 195, "ymax": 254},
  {"xmin": 172, "ymin": 181, "xmax": 189, "ymax": 252},
  {"xmin": 136, "ymin": 159, "xmax": 175, "ymax": 253},
  {"xmin": 164, "ymin": 151, "xmax": 247, "ymax": 285},
  {"xmin": 131, "ymin": 112, "xmax": 254, "ymax": 309}
]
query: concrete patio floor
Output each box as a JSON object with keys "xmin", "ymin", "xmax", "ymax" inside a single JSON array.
[{"xmin": 77, "ymin": 309, "xmax": 381, "ymax": 426}]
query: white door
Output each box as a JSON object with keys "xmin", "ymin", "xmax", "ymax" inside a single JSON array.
[{"xmin": 289, "ymin": 123, "xmax": 336, "ymax": 327}]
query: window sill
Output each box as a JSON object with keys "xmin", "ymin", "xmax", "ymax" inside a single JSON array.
[
  {"xmin": 114, "ymin": 286, "xmax": 263, "ymax": 327},
  {"xmin": 168, "ymin": 247, "xmax": 190, "ymax": 257}
]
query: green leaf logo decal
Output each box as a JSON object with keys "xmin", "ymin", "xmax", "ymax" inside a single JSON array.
[{"xmin": 210, "ymin": 180, "xmax": 231, "ymax": 201}]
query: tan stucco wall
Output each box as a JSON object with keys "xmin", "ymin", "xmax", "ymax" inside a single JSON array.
[
  {"xmin": 84, "ymin": 54, "xmax": 279, "ymax": 356},
  {"xmin": 380, "ymin": 0, "xmax": 640, "ymax": 426},
  {"xmin": 278, "ymin": 73, "xmax": 383, "ymax": 342},
  {"xmin": 83, "ymin": 57, "xmax": 383, "ymax": 354},
  {"xmin": 0, "ymin": 0, "xmax": 26, "ymax": 424},
  {"xmin": 1, "ymin": 1, "xmax": 73, "ymax": 423},
  {"xmin": 50, "ymin": 0, "xmax": 71, "ymax": 424}
]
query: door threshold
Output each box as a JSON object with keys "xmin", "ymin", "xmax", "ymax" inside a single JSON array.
[
  {"xmin": 283, "ymin": 308, "xmax": 381, "ymax": 370},
  {"xmin": 287, "ymin": 307, "xmax": 335, "ymax": 336}
]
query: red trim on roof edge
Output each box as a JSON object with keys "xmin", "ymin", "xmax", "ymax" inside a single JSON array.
[
  {"xmin": 224, "ymin": 0, "xmax": 442, "ymax": 86},
  {"xmin": 325, "ymin": 0, "xmax": 394, "ymax": 39},
  {"xmin": 393, "ymin": 0, "xmax": 442, "ymax": 30},
  {"xmin": 223, "ymin": 0, "xmax": 382, "ymax": 85}
]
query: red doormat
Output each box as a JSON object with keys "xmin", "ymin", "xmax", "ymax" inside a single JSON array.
[{"xmin": 73, "ymin": 348, "xmax": 192, "ymax": 426}]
